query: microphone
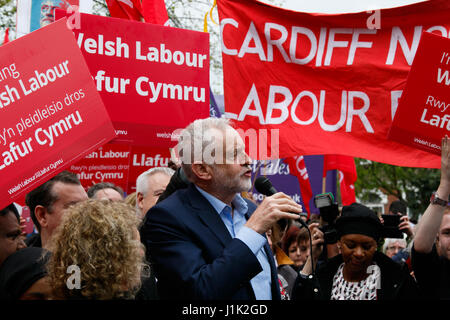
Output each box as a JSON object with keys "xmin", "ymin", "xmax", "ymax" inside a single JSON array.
[{"xmin": 254, "ymin": 176, "xmax": 309, "ymax": 229}]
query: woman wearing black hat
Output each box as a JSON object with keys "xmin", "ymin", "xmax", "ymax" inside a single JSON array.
[{"xmin": 291, "ymin": 203, "xmax": 418, "ymax": 300}]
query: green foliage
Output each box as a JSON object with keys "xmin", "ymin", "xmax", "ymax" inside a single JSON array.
[
  {"xmin": 0, "ymin": 0, "xmax": 15, "ymax": 40},
  {"xmin": 355, "ymin": 158, "xmax": 440, "ymax": 220},
  {"xmin": 92, "ymin": 0, "xmax": 110, "ymax": 16}
]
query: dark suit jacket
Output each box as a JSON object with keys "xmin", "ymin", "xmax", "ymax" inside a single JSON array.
[{"xmin": 140, "ymin": 183, "xmax": 281, "ymax": 300}]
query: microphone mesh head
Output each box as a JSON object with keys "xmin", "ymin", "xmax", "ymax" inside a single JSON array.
[{"xmin": 254, "ymin": 176, "xmax": 273, "ymax": 196}]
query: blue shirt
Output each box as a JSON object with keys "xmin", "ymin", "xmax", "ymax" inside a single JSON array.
[{"xmin": 195, "ymin": 185, "xmax": 272, "ymax": 300}]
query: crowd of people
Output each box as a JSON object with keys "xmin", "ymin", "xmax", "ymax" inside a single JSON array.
[{"xmin": 0, "ymin": 117, "xmax": 449, "ymax": 300}]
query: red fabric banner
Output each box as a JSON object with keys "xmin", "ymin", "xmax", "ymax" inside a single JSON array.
[
  {"xmin": 106, "ymin": 0, "xmax": 143, "ymax": 21},
  {"xmin": 323, "ymin": 155, "xmax": 357, "ymax": 205},
  {"xmin": 141, "ymin": 0, "xmax": 169, "ymax": 25},
  {"xmin": 107, "ymin": 0, "xmax": 169, "ymax": 25},
  {"xmin": 323, "ymin": 155, "xmax": 357, "ymax": 178},
  {"xmin": 217, "ymin": 0, "xmax": 450, "ymax": 168},
  {"xmin": 2, "ymin": 28, "xmax": 9, "ymax": 45},
  {"xmin": 339, "ymin": 170, "xmax": 357, "ymax": 206},
  {"xmin": 284, "ymin": 156, "xmax": 313, "ymax": 217}
]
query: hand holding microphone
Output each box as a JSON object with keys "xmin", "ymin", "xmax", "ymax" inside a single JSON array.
[{"xmin": 245, "ymin": 177, "xmax": 303, "ymax": 235}]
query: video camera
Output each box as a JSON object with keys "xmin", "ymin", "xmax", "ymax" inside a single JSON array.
[{"xmin": 314, "ymin": 193, "xmax": 340, "ymax": 244}]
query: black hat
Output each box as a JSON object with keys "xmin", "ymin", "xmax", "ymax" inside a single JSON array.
[
  {"xmin": 0, "ymin": 247, "xmax": 50, "ymax": 300},
  {"xmin": 336, "ymin": 203, "xmax": 383, "ymax": 241}
]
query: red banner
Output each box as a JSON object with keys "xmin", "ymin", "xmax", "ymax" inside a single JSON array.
[
  {"xmin": 106, "ymin": 0, "xmax": 143, "ymax": 21},
  {"xmin": 284, "ymin": 156, "xmax": 313, "ymax": 216},
  {"xmin": 217, "ymin": 0, "xmax": 450, "ymax": 168},
  {"xmin": 388, "ymin": 32, "xmax": 450, "ymax": 155},
  {"xmin": 0, "ymin": 19, "xmax": 116, "ymax": 209},
  {"xmin": 141, "ymin": 0, "xmax": 169, "ymax": 25},
  {"xmin": 71, "ymin": 143, "xmax": 171, "ymax": 194},
  {"xmin": 2, "ymin": 28, "xmax": 9, "ymax": 45},
  {"xmin": 323, "ymin": 155, "xmax": 357, "ymax": 206},
  {"xmin": 70, "ymin": 143, "xmax": 132, "ymax": 192},
  {"xmin": 55, "ymin": 10, "xmax": 209, "ymax": 148}
]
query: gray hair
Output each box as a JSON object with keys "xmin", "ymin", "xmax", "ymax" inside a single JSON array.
[
  {"xmin": 382, "ymin": 237, "xmax": 407, "ymax": 254},
  {"xmin": 176, "ymin": 118, "xmax": 234, "ymax": 180},
  {"xmin": 136, "ymin": 167, "xmax": 175, "ymax": 196}
]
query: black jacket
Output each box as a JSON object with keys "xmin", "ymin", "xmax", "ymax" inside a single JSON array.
[
  {"xmin": 292, "ymin": 251, "xmax": 419, "ymax": 300},
  {"xmin": 25, "ymin": 233, "xmax": 42, "ymax": 248}
]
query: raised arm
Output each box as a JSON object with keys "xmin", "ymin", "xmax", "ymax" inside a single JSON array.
[{"xmin": 414, "ymin": 136, "xmax": 450, "ymax": 253}]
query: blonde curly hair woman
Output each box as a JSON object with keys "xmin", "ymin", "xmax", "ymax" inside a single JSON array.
[{"xmin": 46, "ymin": 199, "xmax": 147, "ymax": 299}]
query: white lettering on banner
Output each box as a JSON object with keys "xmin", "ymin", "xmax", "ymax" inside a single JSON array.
[
  {"xmin": 94, "ymin": 171, "xmax": 123, "ymax": 181},
  {"xmin": 290, "ymin": 26, "xmax": 317, "ymax": 65},
  {"xmin": 132, "ymin": 153, "xmax": 169, "ymax": 167},
  {"xmin": 426, "ymin": 95, "xmax": 450, "ymax": 112},
  {"xmin": 94, "ymin": 70, "xmax": 130, "ymax": 94},
  {"xmin": 234, "ymin": 84, "xmax": 374, "ymax": 133},
  {"xmin": 238, "ymin": 22, "xmax": 267, "ymax": 60},
  {"xmin": 221, "ymin": 18, "xmax": 239, "ymax": 55},
  {"xmin": 77, "ymin": 172, "xmax": 93, "ymax": 180},
  {"xmin": 99, "ymin": 150, "xmax": 130, "ymax": 158},
  {"xmin": 0, "ymin": 139, "xmax": 34, "ymax": 170},
  {"xmin": 0, "ymin": 111, "xmax": 82, "ymax": 171},
  {"xmin": 35, "ymin": 111, "xmax": 83, "ymax": 147},
  {"xmin": 265, "ymin": 23, "xmax": 290, "ymax": 63},
  {"xmin": 420, "ymin": 109, "xmax": 450, "ymax": 130},
  {"xmin": 135, "ymin": 42, "xmax": 208, "ymax": 68},
  {"xmin": 239, "ymin": 84, "xmax": 266, "ymax": 124},
  {"xmin": 135, "ymin": 77, "xmax": 205, "ymax": 103},
  {"xmin": 420, "ymin": 95, "xmax": 450, "ymax": 130},
  {"xmin": 324, "ymin": 28, "xmax": 353, "ymax": 66},
  {"xmin": 85, "ymin": 151, "xmax": 98, "ymax": 159},
  {"xmin": 385, "ymin": 26, "xmax": 422, "ymax": 65},
  {"xmin": 0, "ymin": 85, "xmax": 20, "ymax": 109},
  {"xmin": 77, "ymin": 33, "xmax": 130, "ymax": 58},
  {"xmin": 252, "ymin": 159, "xmax": 289, "ymax": 175},
  {"xmin": 18, "ymin": 61, "xmax": 70, "ymax": 96},
  {"xmin": 347, "ymin": 29, "xmax": 377, "ymax": 65},
  {"xmin": 76, "ymin": 33, "xmax": 208, "ymax": 68},
  {"xmin": 441, "ymin": 52, "xmax": 450, "ymax": 64},
  {"xmin": 437, "ymin": 68, "xmax": 450, "ymax": 85},
  {"xmin": 253, "ymin": 192, "xmax": 301, "ymax": 203},
  {"xmin": 221, "ymin": 19, "xmax": 450, "ymax": 66}
]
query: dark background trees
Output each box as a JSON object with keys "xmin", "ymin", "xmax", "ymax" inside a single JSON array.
[{"xmin": 355, "ymin": 158, "xmax": 440, "ymax": 220}]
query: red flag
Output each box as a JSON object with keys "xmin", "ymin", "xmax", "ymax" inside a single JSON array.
[
  {"xmin": 338, "ymin": 170, "xmax": 356, "ymax": 206},
  {"xmin": 106, "ymin": 0, "xmax": 129, "ymax": 19},
  {"xmin": 323, "ymin": 155, "xmax": 357, "ymax": 206},
  {"xmin": 141, "ymin": 0, "xmax": 169, "ymax": 25},
  {"xmin": 284, "ymin": 156, "xmax": 313, "ymax": 218},
  {"xmin": 106, "ymin": 0, "xmax": 143, "ymax": 21},
  {"xmin": 2, "ymin": 28, "xmax": 9, "ymax": 45},
  {"xmin": 217, "ymin": 0, "xmax": 447, "ymax": 169}
]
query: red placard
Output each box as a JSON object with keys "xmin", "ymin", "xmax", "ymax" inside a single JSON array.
[
  {"xmin": 388, "ymin": 32, "xmax": 450, "ymax": 155},
  {"xmin": 71, "ymin": 143, "xmax": 171, "ymax": 194},
  {"xmin": 216, "ymin": 0, "xmax": 450, "ymax": 168},
  {"xmin": 69, "ymin": 143, "xmax": 132, "ymax": 192},
  {"xmin": 0, "ymin": 18, "xmax": 116, "ymax": 209},
  {"xmin": 127, "ymin": 145, "xmax": 171, "ymax": 193},
  {"xmin": 55, "ymin": 10, "xmax": 210, "ymax": 148}
]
